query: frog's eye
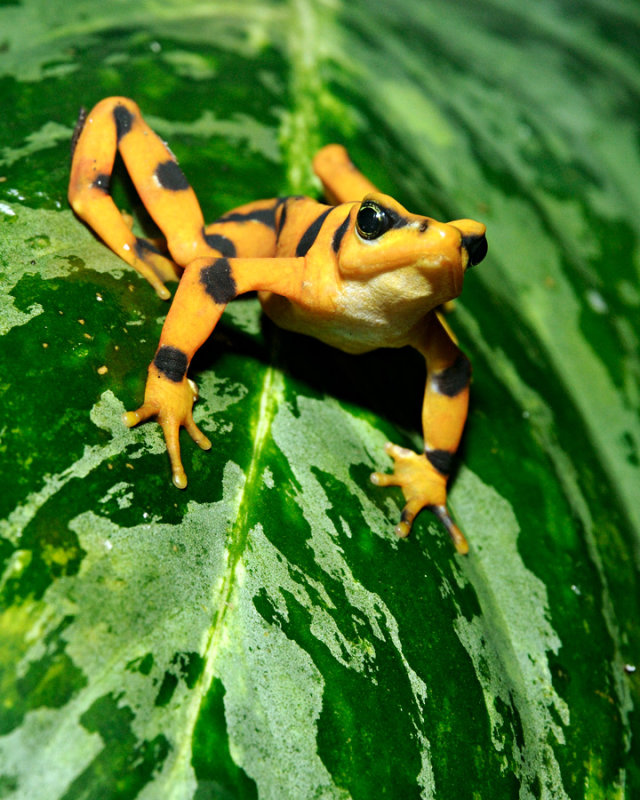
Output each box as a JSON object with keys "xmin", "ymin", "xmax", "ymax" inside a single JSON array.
[{"xmin": 356, "ymin": 202, "xmax": 392, "ymax": 240}]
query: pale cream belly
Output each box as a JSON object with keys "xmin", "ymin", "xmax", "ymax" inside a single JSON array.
[{"xmin": 259, "ymin": 270, "xmax": 441, "ymax": 355}]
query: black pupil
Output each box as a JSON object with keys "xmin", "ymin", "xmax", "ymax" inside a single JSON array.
[{"xmin": 357, "ymin": 204, "xmax": 386, "ymax": 238}]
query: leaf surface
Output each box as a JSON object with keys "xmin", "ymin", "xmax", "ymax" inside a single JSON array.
[{"xmin": 0, "ymin": 1, "xmax": 639, "ymax": 798}]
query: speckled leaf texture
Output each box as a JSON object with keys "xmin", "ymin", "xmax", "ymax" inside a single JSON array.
[{"xmin": 0, "ymin": 1, "xmax": 639, "ymax": 798}]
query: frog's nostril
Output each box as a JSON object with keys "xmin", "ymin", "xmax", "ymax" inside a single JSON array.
[{"xmin": 461, "ymin": 234, "xmax": 488, "ymax": 267}]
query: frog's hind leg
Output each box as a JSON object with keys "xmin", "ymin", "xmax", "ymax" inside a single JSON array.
[
  {"xmin": 312, "ymin": 144, "xmax": 379, "ymax": 204},
  {"xmin": 69, "ymin": 97, "xmax": 208, "ymax": 299}
]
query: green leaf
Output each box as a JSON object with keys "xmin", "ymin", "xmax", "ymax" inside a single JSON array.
[{"xmin": 1, "ymin": 0, "xmax": 639, "ymax": 798}]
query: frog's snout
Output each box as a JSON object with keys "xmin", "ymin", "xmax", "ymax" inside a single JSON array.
[
  {"xmin": 461, "ymin": 232, "xmax": 488, "ymax": 267},
  {"xmin": 448, "ymin": 219, "xmax": 488, "ymax": 269}
]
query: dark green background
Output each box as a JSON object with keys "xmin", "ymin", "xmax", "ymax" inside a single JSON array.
[{"xmin": 0, "ymin": 1, "xmax": 638, "ymax": 797}]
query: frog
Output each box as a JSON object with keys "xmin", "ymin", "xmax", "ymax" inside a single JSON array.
[{"xmin": 68, "ymin": 96, "xmax": 487, "ymax": 554}]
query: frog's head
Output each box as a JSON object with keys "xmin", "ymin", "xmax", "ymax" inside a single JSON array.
[{"xmin": 338, "ymin": 192, "xmax": 487, "ymax": 303}]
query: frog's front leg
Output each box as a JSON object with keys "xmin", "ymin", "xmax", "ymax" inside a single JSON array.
[
  {"xmin": 371, "ymin": 312, "xmax": 471, "ymax": 554},
  {"xmin": 124, "ymin": 254, "xmax": 305, "ymax": 487}
]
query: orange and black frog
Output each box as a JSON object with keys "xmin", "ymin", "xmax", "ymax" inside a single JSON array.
[{"xmin": 69, "ymin": 97, "xmax": 487, "ymax": 553}]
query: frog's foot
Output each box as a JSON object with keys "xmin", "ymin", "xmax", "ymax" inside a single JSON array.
[
  {"xmin": 371, "ymin": 442, "xmax": 468, "ymax": 554},
  {"xmin": 131, "ymin": 236, "xmax": 182, "ymax": 292},
  {"xmin": 123, "ymin": 376, "xmax": 211, "ymax": 488}
]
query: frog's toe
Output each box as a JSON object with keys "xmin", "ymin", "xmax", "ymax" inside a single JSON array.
[
  {"xmin": 172, "ymin": 466, "xmax": 188, "ymax": 490},
  {"xmin": 134, "ymin": 260, "xmax": 173, "ymax": 300},
  {"xmin": 131, "ymin": 238, "xmax": 182, "ymax": 299},
  {"xmin": 384, "ymin": 442, "xmax": 413, "ymax": 460},
  {"xmin": 184, "ymin": 417, "xmax": 212, "ymax": 451},
  {"xmin": 370, "ymin": 443, "xmax": 413, "ymax": 487},
  {"xmin": 395, "ymin": 502, "xmax": 422, "ymax": 538},
  {"xmin": 370, "ymin": 469, "xmax": 397, "ymax": 488},
  {"xmin": 122, "ymin": 401, "xmax": 159, "ymax": 428},
  {"xmin": 159, "ymin": 421, "xmax": 188, "ymax": 489},
  {"xmin": 429, "ymin": 505, "xmax": 469, "ymax": 555}
]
